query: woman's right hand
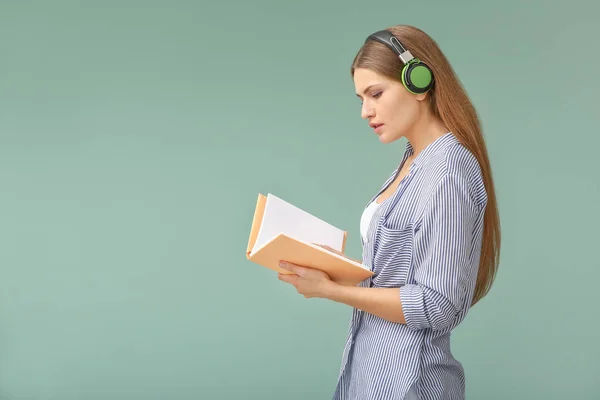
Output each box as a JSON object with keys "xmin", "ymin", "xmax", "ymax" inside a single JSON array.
[
  {"xmin": 312, "ymin": 243, "xmax": 344, "ymax": 255},
  {"xmin": 312, "ymin": 243, "xmax": 362, "ymax": 263}
]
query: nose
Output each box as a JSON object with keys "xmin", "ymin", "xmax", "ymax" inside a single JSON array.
[{"xmin": 361, "ymin": 101, "xmax": 374, "ymax": 120}]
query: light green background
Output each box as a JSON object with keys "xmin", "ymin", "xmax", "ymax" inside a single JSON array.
[{"xmin": 1, "ymin": 1, "xmax": 598, "ymax": 399}]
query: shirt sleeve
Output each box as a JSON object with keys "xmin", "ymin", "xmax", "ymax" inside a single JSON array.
[{"xmin": 399, "ymin": 172, "xmax": 481, "ymax": 331}]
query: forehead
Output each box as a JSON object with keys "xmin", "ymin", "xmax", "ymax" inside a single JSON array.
[{"xmin": 353, "ymin": 68, "xmax": 391, "ymax": 91}]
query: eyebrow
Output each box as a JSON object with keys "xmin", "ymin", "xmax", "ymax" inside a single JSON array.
[{"xmin": 356, "ymin": 84, "xmax": 381, "ymax": 98}]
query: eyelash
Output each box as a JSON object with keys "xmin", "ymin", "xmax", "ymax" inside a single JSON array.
[{"xmin": 360, "ymin": 91, "xmax": 382, "ymax": 104}]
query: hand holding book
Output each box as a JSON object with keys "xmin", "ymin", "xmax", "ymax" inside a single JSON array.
[
  {"xmin": 277, "ymin": 259, "xmax": 335, "ymax": 298},
  {"xmin": 311, "ymin": 243, "xmax": 363, "ymax": 264}
]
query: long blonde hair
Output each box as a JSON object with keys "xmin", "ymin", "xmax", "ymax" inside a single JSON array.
[{"xmin": 351, "ymin": 25, "xmax": 501, "ymax": 305}]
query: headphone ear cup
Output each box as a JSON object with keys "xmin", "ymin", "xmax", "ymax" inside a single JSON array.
[{"xmin": 401, "ymin": 60, "xmax": 434, "ymax": 94}]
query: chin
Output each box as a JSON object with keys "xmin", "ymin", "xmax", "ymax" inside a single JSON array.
[{"xmin": 379, "ymin": 132, "xmax": 401, "ymax": 144}]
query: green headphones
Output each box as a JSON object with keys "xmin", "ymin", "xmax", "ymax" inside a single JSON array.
[{"xmin": 365, "ymin": 30, "xmax": 434, "ymax": 94}]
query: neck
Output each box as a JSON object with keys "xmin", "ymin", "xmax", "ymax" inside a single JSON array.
[{"xmin": 404, "ymin": 107, "xmax": 449, "ymax": 157}]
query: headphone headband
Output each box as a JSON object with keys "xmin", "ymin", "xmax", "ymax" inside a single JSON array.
[{"xmin": 365, "ymin": 30, "xmax": 415, "ymax": 65}]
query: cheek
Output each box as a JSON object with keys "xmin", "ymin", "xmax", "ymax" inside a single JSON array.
[
  {"xmin": 387, "ymin": 110, "xmax": 409, "ymax": 132},
  {"xmin": 390, "ymin": 101, "xmax": 418, "ymax": 129}
]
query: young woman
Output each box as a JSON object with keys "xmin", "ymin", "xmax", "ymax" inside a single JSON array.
[{"xmin": 277, "ymin": 24, "xmax": 501, "ymax": 400}]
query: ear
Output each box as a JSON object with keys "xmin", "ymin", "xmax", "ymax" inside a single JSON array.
[{"xmin": 415, "ymin": 91, "xmax": 429, "ymax": 102}]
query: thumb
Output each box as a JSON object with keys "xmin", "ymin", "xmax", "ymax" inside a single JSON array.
[{"xmin": 279, "ymin": 261, "xmax": 303, "ymax": 275}]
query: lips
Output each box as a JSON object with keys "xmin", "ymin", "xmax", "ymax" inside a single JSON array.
[{"xmin": 371, "ymin": 123, "xmax": 384, "ymax": 133}]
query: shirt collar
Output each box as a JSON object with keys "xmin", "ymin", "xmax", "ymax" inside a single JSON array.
[{"xmin": 405, "ymin": 131, "xmax": 456, "ymax": 169}]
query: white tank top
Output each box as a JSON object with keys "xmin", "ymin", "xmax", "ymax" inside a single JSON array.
[{"xmin": 360, "ymin": 199, "xmax": 381, "ymax": 242}]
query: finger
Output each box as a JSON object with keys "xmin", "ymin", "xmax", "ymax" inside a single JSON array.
[
  {"xmin": 278, "ymin": 272, "xmax": 299, "ymax": 285},
  {"xmin": 279, "ymin": 261, "xmax": 306, "ymax": 276},
  {"xmin": 313, "ymin": 244, "xmax": 336, "ymax": 254},
  {"xmin": 279, "ymin": 260, "xmax": 293, "ymax": 271}
]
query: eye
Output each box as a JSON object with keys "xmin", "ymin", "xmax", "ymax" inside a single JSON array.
[{"xmin": 359, "ymin": 91, "xmax": 382, "ymax": 105}]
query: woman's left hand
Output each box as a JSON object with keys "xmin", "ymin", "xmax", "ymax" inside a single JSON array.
[{"xmin": 277, "ymin": 260, "xmax": 335, "ymax": 298}]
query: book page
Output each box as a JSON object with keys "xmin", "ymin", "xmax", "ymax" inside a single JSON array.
[{"xmin": 251, "ymin": 193, "xmax": 346, "ymax": 255}]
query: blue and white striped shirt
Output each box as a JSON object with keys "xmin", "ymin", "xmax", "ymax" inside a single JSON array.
[{"xmin": 333, "ymin": 132, "xmax": 488, "ymax": 400}]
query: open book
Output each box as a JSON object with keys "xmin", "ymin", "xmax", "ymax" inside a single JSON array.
[{"xmin": 246, "ymin": 193, "xmax": 374, "ymax": 286}]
